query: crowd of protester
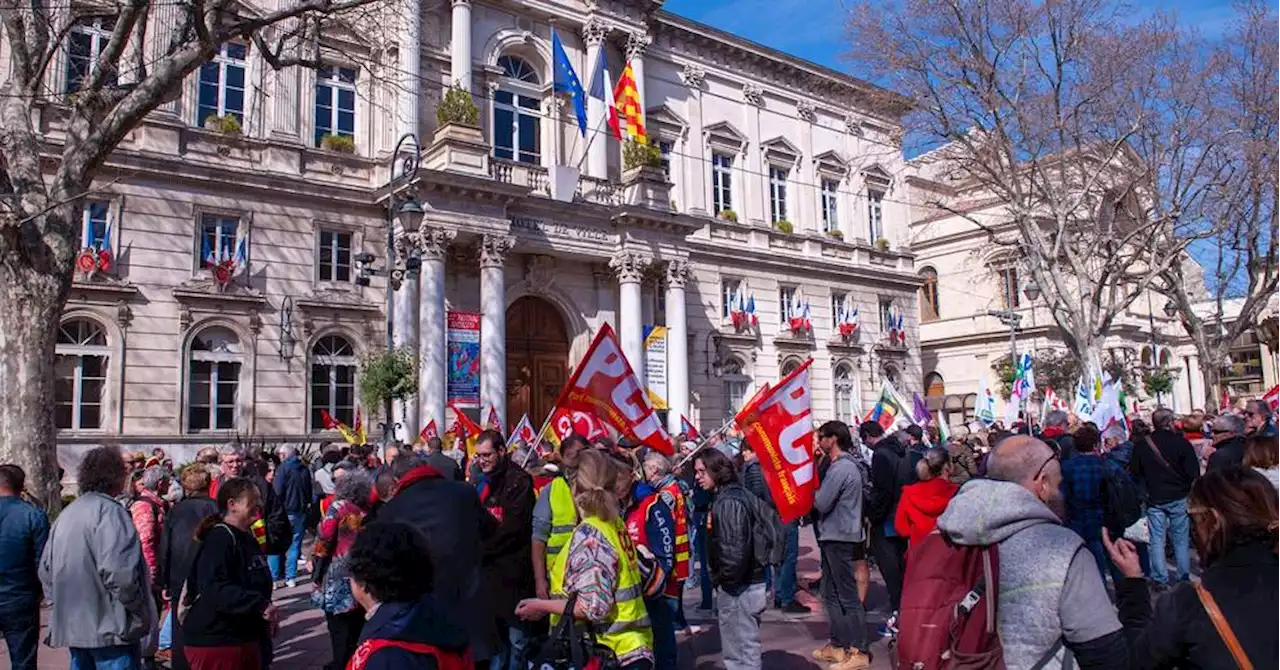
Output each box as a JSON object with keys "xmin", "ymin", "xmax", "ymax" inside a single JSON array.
[{"xmin": 0, "ymin": 397, "xmax": 1274, "ymax": 670}]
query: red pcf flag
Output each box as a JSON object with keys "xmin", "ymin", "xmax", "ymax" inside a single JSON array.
[
  {"xmin": 555, "ymin": 323, "xmax": 674, "ymax": 455},
  {"xmin": 551, "ymin": 407, "xmax": 608, "ymax": 442},
  {"xmin": 735, "ymin": 359, "xmax": 817, "ymax": 524},
  {"xmin": 416, "ymin": 420, "xmax": 439, "ymax": 445}
]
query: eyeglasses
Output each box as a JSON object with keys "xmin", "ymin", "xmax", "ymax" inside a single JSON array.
[{"xmin": 1033, "ymin": 453, "xmax": 1059, "ymax": 481}]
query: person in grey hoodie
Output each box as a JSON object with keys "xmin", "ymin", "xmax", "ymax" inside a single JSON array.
[
  {"xmin": 810, "ymin": 421, "xmax": 870, "ymax": 670},
  {"xmin": 935, "ymin": 435, "xmax": 1147, "ymax": 670},
  {"xmin": 40, "ymin": 446, "xmax": 153, "ymax": 670}
]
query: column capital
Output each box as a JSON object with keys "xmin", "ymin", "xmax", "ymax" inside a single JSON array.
[
  {"xmin": 665, "ymin": 259, "xmax": 691, "ymax": 288},
  {"xmin": 796, "ymin": 100, "xmax": 816, "ymax": 123},
  {"xmin": 679, "ymin": 63, "xmax": 706, "ymax": 89},
  {"xmin": 452, "ymin": 0, "xmax": 471, "ymax": 7},
  {"xmin": 609, "ymin": 251, "xmax": 650, "ymax": 284},
  {"xmin": 479, "ymin": 235, "xmax": 514, "ymax": 269},
  {"xmin": 626, "ymin": 32, "xmax": 651, "ymax": 60},
  {"xmin": 582, "ymin": 17, "xmax": 609, "ymax": 47},
  {"xmin": 413, "ymin": 228, "xmax": 455, "ymax": 260},
  {"xmin": 742, "ymin": 82, "xmax": 764, "ymax": 107}
]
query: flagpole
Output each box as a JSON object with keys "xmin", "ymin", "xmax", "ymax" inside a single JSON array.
[
  {"xmin": 519, "ymin": 412, "xmax": 558, "ymax": 469},
  {"xmin": 673, "ymin": 415, "xmax": 737, "ymax": 471}
]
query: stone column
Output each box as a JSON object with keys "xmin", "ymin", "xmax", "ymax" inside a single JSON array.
[
  {"xmin": 451, "ymin": 0, "xmax": 473, "ymax": 91},
  {"xmin": 610, "ymin": 251, "xmax": 649, "ymax": 384},
  {"xmin": 480, "ymin": 235, "xmax": 513, "ymax": 426},
  {"xmin": 392, "ymin": 235, "xmax": 420, "ymax": 442},
  {"xmin": 742, "ymin": 84, "xmax": 764, "ymax": 225},
  {"xmin": 680, "ymin": 65, "xmax": 707, "ymax": 214},
  {"xmin": 400, "ymin": 0, "xmax": 424, "ymax": 136},
  {"xmin": 626, "ymin": 32, "xmax": 650, "ymax": 111},
  {"xmin": 797, "ymin": 101, "xmax": 816, "ymax": 233},
  {"xmin": 583, "ymin": 18, "xmax": 609, "ymax": 180},
  {"xmin": 665, "ymin": 260, "xmax": 691, "ymax": 435},
  {"xmin": 418, "ymin": 229, "xmax": 453, "ymax": 436}
]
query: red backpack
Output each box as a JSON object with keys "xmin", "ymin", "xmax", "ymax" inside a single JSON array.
[{"xmin": 896, "ymin": 532, "xmax": 1004, "ymax": 670}]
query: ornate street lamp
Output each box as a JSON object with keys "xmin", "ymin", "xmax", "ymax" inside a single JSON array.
[
  {"xmin": 1163, "ymin": 300, "xmax": 1178, "ymax": 318},
  {"xmin": 1023, "ymin": 278, "xmax": 1041, "ymax": 303}
]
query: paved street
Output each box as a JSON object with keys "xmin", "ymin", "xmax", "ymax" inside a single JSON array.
[{"xmin": 3, "ymin": 527, "xmax": 895, "ymax": 669}]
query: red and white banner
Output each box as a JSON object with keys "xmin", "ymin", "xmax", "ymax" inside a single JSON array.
[
  {"xmin": 555, "ymin": 324, "xmax": 674, "ymax": 455},
  {"xmin": 551, "ymin": 407, "xmax": 609, "ymax": 442},
  {"xmin": 1264, "ymin": 384, "xmax": 1278, "ymax": 412},
  {"xmin": 735, "ymin": 359, "xmax": 817, "ymax": 524}
]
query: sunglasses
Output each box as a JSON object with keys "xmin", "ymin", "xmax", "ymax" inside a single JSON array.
[{"xmin": 1033, "ymin": 453, "xmax": 1060, "ymax": 480}]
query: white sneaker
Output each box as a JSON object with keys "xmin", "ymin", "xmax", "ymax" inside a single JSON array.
[{"xmin": 285, "ymin": 579, "xmax": 297, "ymax": 588}]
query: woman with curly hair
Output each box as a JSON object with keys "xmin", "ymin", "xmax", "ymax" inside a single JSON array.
[
  {"xmin": 345, "ymin": 522, "xmax": 471, "ymax": 669},
  {"xmin": 310, "ymin": 468, "xmax": 374, "ymax": 670}
]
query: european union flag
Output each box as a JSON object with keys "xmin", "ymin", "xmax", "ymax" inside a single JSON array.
[{"xmin": 552, "ymin": 30, "xmax": 587, "ymax": 137}]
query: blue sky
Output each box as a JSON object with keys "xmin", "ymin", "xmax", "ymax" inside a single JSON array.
[{"xmin": 664, "ymin": 0, "xmax": 1238, "ymax": 75}]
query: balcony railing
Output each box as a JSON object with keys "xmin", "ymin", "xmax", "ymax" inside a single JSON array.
[{"xmin": 490, "ymin": 158, "xmax": 624, "ymax": 207}]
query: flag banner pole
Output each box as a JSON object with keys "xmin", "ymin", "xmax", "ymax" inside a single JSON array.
[
  {"xmin": 674, "ymin": 415, "xmax": 737, "ymax": 471},
  {"xmin": 519, "ymin": 411, "xmax": 558, "ymax": 469}
]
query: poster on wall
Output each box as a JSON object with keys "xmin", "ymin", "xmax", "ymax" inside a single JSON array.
[
  {"xmin": 644, "ymin": 324, "xmax": 668, "ymax": 410},
  {"xmin": 447, "ymin": 311, "xmax": 482, "ymax": 407}
]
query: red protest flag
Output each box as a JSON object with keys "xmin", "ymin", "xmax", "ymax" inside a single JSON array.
[
  {"xmin": 735, "ymin": 359, "xmax": 817, "ymax": 524},
  {"xmin": 551, "ymin": 406, "xmax": 608, "ymax": 442},
  {"xmin": 555, "ymin": 323, "xmax": 674, "ymax": 455}
]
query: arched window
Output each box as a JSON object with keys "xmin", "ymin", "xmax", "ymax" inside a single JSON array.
[
  {"xmin": 781, "ymin": 357, "xmax": 802, "ymax": 377},
  {"xmin": 924, "ymin": 372, "xmax": 946, "ymax": 397},
  {"xmin": 834, "ymin": 363, "xmax": 856, "ymax": 423},
  {"xmin": 1141, "ymin": 346, "xmax": 1153, "ymax": 366},
  {"xmin": 310, "ymin": 334, "xmax": 358, "ymax": 431},
  {"xmin": 494, "ymin": 55, "xmax": 541, "ymax": 164},
  {"xmin": 722, "ymin": 357, "xmax": 750, "ymax": 421},
  {"xmin": 55, "ymin": 318, "xmax": 109, "ymax": 431},
  {"xmin": 1158, "ymin": 349, "xmax": 1171, "ymax": 367},
  {"xmin": 188, "ymin": 326, "xmax": 242, "ymax": 432},
  {"xmin": 882, "ymin": 363, "xmax": 900, "ymax": 386},
  {"xmin": 919, "ymin": 268, "xmax": 939, "ymax": 322}
]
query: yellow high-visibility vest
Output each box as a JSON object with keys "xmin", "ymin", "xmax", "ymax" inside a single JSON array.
[
  {"xmin": 545, "ymin": 477, "xmax": 577, "ymax": 558},
  {"xmin": 549, "ymin": 515, "xmax": 652, "ymax": 661}
]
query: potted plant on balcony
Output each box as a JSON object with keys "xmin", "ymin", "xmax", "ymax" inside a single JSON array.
[
  {"xmin": 425, "ymin": 84, "xmax": 490, "ymax": 178},
  {"xmin": 320, "ymin": 133, "xmax": 355, "ymax": 154},
  {"xmin": 621, "ymin": 140, "xmax": 670, "ymax": 208},
  {"xmin": 719, "ymin": 209, "xmax": 738, "ymax": 222},
  {"xmin": 359, "ymin": 348, "xmax": 418, "ymax": 415},
  {"xmin": 203, "ymin": 114, "xmax": 242, "ymax": 136},
  {"xmin": 874, "ymin": 236, "xmax": 890, "ymax": 250},
  {"xmin": 773, "ymin": 219, "xmax": 794, "ymax": 234},
  {"xmin": 826, "ymin": 229, "xmax": 844, "ymax": 240},
  {"xmin": 436, "ymin": 85, "xmax": 479, "ymax": 128}
]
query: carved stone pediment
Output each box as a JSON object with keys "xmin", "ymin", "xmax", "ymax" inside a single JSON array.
[{"xmin": 173, "ymin": 277, "xmax": 266, "ymax": 306}]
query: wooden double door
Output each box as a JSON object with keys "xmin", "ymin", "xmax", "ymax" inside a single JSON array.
[{"xmin": 506, "ymin": 296, "xmax": 569, "ymax": 431}]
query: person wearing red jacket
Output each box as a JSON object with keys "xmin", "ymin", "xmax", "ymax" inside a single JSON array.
[{"xmin": 894, "ymin": 447, "xmax": 960, "ymax": 547}]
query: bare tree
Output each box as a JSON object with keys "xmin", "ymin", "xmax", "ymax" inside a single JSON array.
[
  {"xmin": 0, "ymin": 0, "xmax": 392, "ymax": 509},
  {"xmin": 1155, "ymin": 0, "xmax": 1278, "ymax": 410},
  {"xmin": 848, "ymin": 0, "xmax": 1241, "ymax": 374}
]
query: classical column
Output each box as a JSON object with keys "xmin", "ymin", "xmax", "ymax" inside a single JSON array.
[
  {"xmin": 742, "ymin": 83, "xmax": 764, "ymax": 224},
  {"xmin": 610, "ymin": 251, "xmax": 649, "ymax": 385},
  {"xmin": 625, "ymin": 32, "xmax": 650, "ymax": 111},
  {"xmin": 680, "ymin": 65, "xmax": 707, "ymax": 214},
  {"xmin": 401, "ymin": 0, "xmax": 424, "ymax": 134},
  {"xmin": 480, "ymin": 235, "xmax": 513, "ymax": 426},
  {"xmin": 665, "ymin": 260, "xmax": 691, "ymax": 435},
  {"xmin": 392, "ymin": 235, "xmax": 420, "ymax": 442},
  {"xmin": 583, "ymin": 18, "xmax": 609, "ymax": 180},
  {"xmin": 418, "ymin": 229, "xmax": 453, "ymax": 436},
  {"xmin": 450, "ymin": 0, "xmax": 473, "ymax": 91}
]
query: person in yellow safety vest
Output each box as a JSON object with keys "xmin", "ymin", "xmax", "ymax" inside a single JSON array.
[
  {"xmin": 516, "ymin": 449, "xmax": 655, "ymax": 668},
  {"xmin": 530, "ymin": 434, "xmax": 591, "ymax": 600}
]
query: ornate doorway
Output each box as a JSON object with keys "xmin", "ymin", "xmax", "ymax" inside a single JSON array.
[{"xmin": 506, "ymin": 295, "xmax": 569, "ymax": 431}]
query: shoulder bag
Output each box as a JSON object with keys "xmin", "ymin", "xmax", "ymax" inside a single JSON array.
[{"xmin": 1194, "ymin": 582, "xmax": 1254, "ymax": 670}]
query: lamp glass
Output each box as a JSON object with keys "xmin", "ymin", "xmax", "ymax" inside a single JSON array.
[
  {"xmin": 1163, "ymin": 300, "xmax": 1178, "ymax": 318},
  {"xmin": 1023, "ymin": 279, "xmax": 1041, "ymax": 302},
  {"xmin": 398, "ymin": 198, "xmax": 425, "ymax": 232}
]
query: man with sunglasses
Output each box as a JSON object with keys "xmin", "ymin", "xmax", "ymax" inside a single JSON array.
[
  {"xmin": 1244, "ymin": 399, "xmax": 1276, "ymax": 438},
  {"xmin": 1206, "ymin": 413, "xmax": 1247, "ymax": 474},
  {"xmin": 936, "ymin": 435, "xmax": 1139, "ymax": 669}
]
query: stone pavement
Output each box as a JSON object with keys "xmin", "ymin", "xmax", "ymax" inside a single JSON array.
[{"xmin": 4, "ymin": 526, "xmax": 896, "ymax": 669}]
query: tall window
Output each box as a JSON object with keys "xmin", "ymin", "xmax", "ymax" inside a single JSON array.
[
  {"xmin": 831, "ymin": 291, "xmax": 848, "ymax": 328},
  {"xmin": 920, "ymin": 268, "xmax": 940, "ymax": 322},
  {"xmin": 315, "ymin": 65, "xmax": 357, "ymax": 147},
  {"xmin": 80, "ymin": 200, "xmax": 110, "ymax": 249},
  {"xmin": 834, "ymin": 363, "xmax": 856, "ymax": 423},
  {"xmin": 821, "ymin": 178, "xmax": 839, "ymax": 232},
  {"xmin": 187, "ymin": 327, "xmax": 242, "ymax": 432},
  {"xmin": 199, "ymin": 214, "xmax": 240, "ymax": 266},
  {"xmin": 722, "ymin": 358, "xmax": 750, "ymax": 422},
  {"xmin": 721, "ymin": 278, "xmax": 743, "ymax": 318},
  {"xmin": 659, "ymin": 141, "xmax": 674, "ymax": 179},
  {"xmin": 779, "ymin": 285, "xmax": 797, "ymax": 319},
  {"xmin": 867, "ymin": 189, "xmax": 884, "ymax": 241},
  {"xmin": 493, "ymin": 56, "xmax": 540, "ymax": 164},
  {"xmin": 317, "ymin": 230, "xmax": 352, "ymax": 282},
  {"xmin": 769, "ymin": 166, "xmax": 788, "ymax": 223},
  {"xmin": 878, "ymin": 297, "xmax": 893, "ymax": 330},
  {"xmin": 310, "ymin": 335, "xmax": 357, "ymax": 430},
  {"xmin": 781, "ymin": 358, "xmax": 801, "ymax": 376},
  {"xmin": 998, "ymin": 267, "xmax": 1021, "ymax": 309},
  {"xmin": 197, "ymin": 42, "xmax": 247, "ymax": 127},
  {"xmin": 712, "ymin": 152, "xmax": 734, "ymax": 214},
  {"xmin": 65, "ymin": 17, "xmax": 116, "ymax": 93},
  {"xmin": 55, "ymin": 319, "xmax": 109, "ymax": 431}
]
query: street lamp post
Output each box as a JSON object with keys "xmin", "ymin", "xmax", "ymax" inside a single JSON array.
[{"xmin": 374, "ymin": 133, "xmax": 425, "ymax": 445}]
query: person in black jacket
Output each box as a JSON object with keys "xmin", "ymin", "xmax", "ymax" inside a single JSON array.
[
  {"xmin": 1106, "ymin": 466, "xmax": 1277, "ymax": 669},
  {"xmin": 211, "ymin": 446, "xmax": 292, "ymax": 559},
  {"xmin": 270, "ymin": 446, "xmax": 313, "ymax": 587},
  {"xmin": 859, "ymin": 421, "xmax": 910, "ymax": 633},
  {"xmin": 1206, "ymin": 413, "xmax": 1248, "ymax": 473},
  {"xmin": 181, "ymin": 477, "xmax": 277, "ymax": 670},
  {"xmin": 693, "ymin": 448, "xmax": 766, "ymax": 670},
  {"xmin": 374, "ymin": 457, "xmax": 498, "ymax": 664},
  {"xmin": 159, "ymin": 467, "xmax": 221, "ymax": 670},
  {"xmin": 1133, "ymin": 409, "xmax": 1200, "ymax": 589},
  {"xmin": 472, "ymin": 431, "xmax": 535, "ymax": 670}
]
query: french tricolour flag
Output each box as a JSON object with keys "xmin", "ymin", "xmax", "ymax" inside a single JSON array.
[{"xmin": 588, "ymin": 49, "xmax": 621, "ymax": 140}]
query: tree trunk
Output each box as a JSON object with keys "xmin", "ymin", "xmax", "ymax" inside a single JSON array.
[
  {"xmin": 1202, "ymin": 361, "xmax": 1224, "ymax": 413},
  {"xmin": 0, "ymin": 254, "xmax": 73, "ymax": 513}
]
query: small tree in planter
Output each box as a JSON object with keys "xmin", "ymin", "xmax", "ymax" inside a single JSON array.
[
  {"xmin": 359, "ymin": 348, "xmax": 418, "ymax": 420},
  {"xmin": 1143, "ymin": 368, "xmax": 1177, "ymax": 397},
  {"xmin": 623, "ymin": 140, "xmax": 662, "ymax": 171},
  {"xmin": 874, "ymin": 237, "xmax": 890, "ymax": 250},
  {"xmin": 320, "ymin": 133, "xmax": 355, "ymax": 153},
  {"xmin": 773, "ymin": 219, "xmax": 794, "ymax": 234},
  {"xmin": 204, "ymin": 114, "xmax": 242, "ymax": 135},
  {"xmin": 719, "ymin": 209, "xmax": 738, "ymax": 222},
  {"xmin": 826, "ymin": 229, "xmax": 844, "ymax": 240},
  {"xmin": 437, "ymin": 85, "xmax": 479, "ymax": 128}
]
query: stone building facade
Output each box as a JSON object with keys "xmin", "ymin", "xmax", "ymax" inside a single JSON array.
[{"xmin": 11, "ymin": 0, "xmax": 923, "ymax": 464}]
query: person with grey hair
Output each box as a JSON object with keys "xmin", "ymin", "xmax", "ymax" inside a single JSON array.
[
  {"xmin": 1207, "ymin": 413, "xmax": 1248, "ymax": 473},
  {"xmin": 272, "ymin": 444, "xmax": 313, "ymax": 587},
  {"xmin": 210, "ymin": 444, "xmax": 291, "ymax": 585},
  {"xmin": 1041, "ymin": 409, "xmax": 1077, "ymax": 460},
  {"xmin": 928, "ymin": 435, "xmax": 1143, "ymax": 669},
  {"xmin": 310, "ymin": 469, "xmax": 374, "ymax": 670},
  {"xmin": 1133, "ymin": 407, "xmax": 1200, "ymax": 588},
  {"xmin": 128, "ymin": 466, "xmax": 170, "ymax": 668}
]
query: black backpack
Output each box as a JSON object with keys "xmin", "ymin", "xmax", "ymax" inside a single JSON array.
[
  {"xmin": 1102, "ymin": 462, "xmax": 1143, "ymax": 535},
  {"xmin": 741, "ymin": 489, "xmax": 785, "ymax": 567}
]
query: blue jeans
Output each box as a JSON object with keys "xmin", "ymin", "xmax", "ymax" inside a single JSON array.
[
  {"xmin": 0, "ymin": 608, "xmax": 39, "ymax": 670},
  {"xmin": 488, "ymin": 619, "xmax": 529, "ymax": 670},
  {"xmin": 763, "ymin": 522, "xmax": 800, "ymax": 605},
  {"xmin": 646, "ymin": 597, "xmax": 677, "ymax": 670},
  {"xmin": 269, "ymin": 513, "xmax": 307, "ymax": 581},
  {"xmin": 69, "ymin": 644, "xmax": 141, "ymax": 670},
  {"xmin": 157, "ymin": 607, "xmax": 172, "ymax": 650},
  {"xmin": 1147, "ymin": 497, "xmax": 1191, "ymax": 585},
  {"xmin": 692, "ymin": 508, "xmax": 713, "ymax": 609}
]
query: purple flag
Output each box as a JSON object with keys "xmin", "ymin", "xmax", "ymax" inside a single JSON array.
[{"xmin": 912, "ymin": 392, "xmax": 932, "ymax": 426}]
